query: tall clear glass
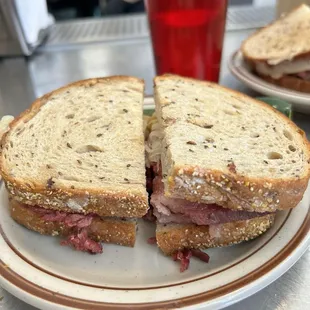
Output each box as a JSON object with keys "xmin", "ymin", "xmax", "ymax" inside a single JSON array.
[{"xmin": 145, "ymin": 0, "xmax": 228, "ymax": 82}]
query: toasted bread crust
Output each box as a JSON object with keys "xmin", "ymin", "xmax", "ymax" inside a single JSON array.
[
  {"xmin": 10, "ymin": 199, "xmax": 137, "ymax": 247},
  {"xmin": 155, "ymin": 74, "xmax": 310, "ymax": 213},
  {"xmin": 168, "ymin": 166, "xmax": 309, "ymax": 213},
  {"xmin": 5, "ymin": 181, "xmax": 148, "ymax": 218},
  {"xmin": 257, "ymin": 73, "xmax": 310, "ymax": 94},
  {"xmin": 156, "ymin": 214, "xmax": 275, "ymax": 255},
  {"xmin": 0, "ymin": 77, "xmax": 148, "ymax": 218}
]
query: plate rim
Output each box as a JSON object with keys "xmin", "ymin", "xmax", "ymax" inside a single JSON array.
[
  {"xmin": 0, "ymin": 210, "xmax": 292, "ymax": 291},
  {"xmin": 228, "ymin": 50, "xmax": 310, "ymax": 110},
  {"xmin": 0, "ymin": 188, "xmax": 309, "ymax": 309}
]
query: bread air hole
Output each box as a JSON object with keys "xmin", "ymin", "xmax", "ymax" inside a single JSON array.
[
  {"xmin": 223, "ymin": 109, "xmax": 237, "ymax": 115},
  {"xmin": 87, "ymin": 115, "xmax": 102, "ymax": 122},
  {"xmin": 76, "ymin": 145, "xmax": 104, "ymax": 153},
  {"xmin": 16, "ymin": 128, "xmax": 25, "ymax": 136},
  {"xmin": 283, "ymin": 130, "xmax": 293, "ymax": 141},
  {"xmin": 267, "ymin": 152, "xmax": 283, "ymax": 160},
  {"xmin": 232, "ymin": 104, "xmax": 241, "ymax": 110},
  {"xmin": 289, "ymin": 145, "xmax": 296, "ymax": 152},
  {"xmin": 251, "ymin": 133, "xmax": 260, "ymax": 138},
  {"xmin": 65, "ymin": 114, "xmax": 75, "ymax": 119}
]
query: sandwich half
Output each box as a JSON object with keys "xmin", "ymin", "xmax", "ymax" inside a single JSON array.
[
  {"xmin": 241, "ymin": 4, "xmax": 310, "ymax": 93},
  {"xmin": 146, "ymin": 74, "xmax": 310, "ymax": 256},
  {"xmin": 0, "ymin": 76, "xmax": 148, "ymax": 253}
]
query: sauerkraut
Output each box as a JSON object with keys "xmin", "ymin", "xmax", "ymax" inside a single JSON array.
[{"xmin": 145, "ymin": 113, "xmax": 163, "ymax": 167}]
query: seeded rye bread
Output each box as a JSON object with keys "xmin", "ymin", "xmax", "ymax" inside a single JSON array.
[
  {"xmin": 10, "ymin": 199, "xmax": 136, "ymax": 247},
  {"xmin": 241, "ymin": 4, "xmax": 310, "ymax": 93},
  {"xmin": 242, "ymin": 5, "xmax": 310, "ymax": 65},
  {"xmin": 156, "ymin": 214, "xmax": 275, "ymax": 255},
  {"xmin": 154, "ymin": 74, "xmax": 310, "ymax": 213},
  {"xmin": 0, "ymin": 77, "xmax": 148, "ymax": 218}
]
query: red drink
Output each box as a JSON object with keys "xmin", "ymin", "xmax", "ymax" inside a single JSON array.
[{"xmin": 146, "ymin": 0, "xmax": 227, "ymax": 82}]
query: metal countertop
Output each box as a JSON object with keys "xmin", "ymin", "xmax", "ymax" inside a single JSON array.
[{"xmin": 0, "ymin": 26, "xmax": 309, "ymax": 310}]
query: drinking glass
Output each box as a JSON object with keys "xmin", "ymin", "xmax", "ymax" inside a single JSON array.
[{"xmin": 145, "ymin": 0, "xmax": 228, "ymax": 82}]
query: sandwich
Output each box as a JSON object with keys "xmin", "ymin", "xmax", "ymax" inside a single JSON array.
[
  {"xmin": 0, "ymin": 76, "xmax": 148, "ymax": 254},
  {"xmin": 146, "ymin": 74, "xmax": 310, "ymax": 269},
  {"xmin": 241, "ymin": 4, "xmax": 310, "ymax": 93}
]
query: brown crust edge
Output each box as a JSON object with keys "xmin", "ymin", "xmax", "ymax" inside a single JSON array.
[
  {"xmin": 154, "ymin": 74, "xmax": 310, "ymax": 213},
  {"xmin": 10, "ymin": 198, "xmax": 137, "ymax": 247},
  {"xmin": 156, "ymin": 214, "xmax": 276, "ymax": 255},
  {"xmin": 167, "ymin": 165, "xmax": 309, "ymax": 213},
  {"xmin": 257, "ymin": 73, "xmax": 310, "ymax": 94},
  {"xmin": 0, "ymin": 76, "xmax": 148, "ymax": 218}
]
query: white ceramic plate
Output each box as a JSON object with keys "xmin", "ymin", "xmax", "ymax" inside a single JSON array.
[
  {"xmin": 1, "ymin": 98, "xmax": 310, "ymax": 309},
  {"xmin": 228, "ymin": 50, "xmax": 310, "ymax": 114}
]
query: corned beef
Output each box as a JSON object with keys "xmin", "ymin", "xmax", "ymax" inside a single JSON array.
[
  {"xmin": 24, "ymin": 204, "xmax": 103, "ymax": 254},
  {"xmin": 151, "ymin": 176, "xmax": 271, "ymax": 225}
]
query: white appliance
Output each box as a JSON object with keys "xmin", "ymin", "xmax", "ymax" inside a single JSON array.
[{"xmin": 0, "ymin": 0, "xmax": 53, "ymax": 56}]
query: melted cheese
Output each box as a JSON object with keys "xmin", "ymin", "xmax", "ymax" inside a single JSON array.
[
  {"xmin": 255, "ymin": 58, "xmax": 310, "ymax": 79},
  {"xmin": 145, "ymin": 113, "xmax": 163, "ymax": 167}
]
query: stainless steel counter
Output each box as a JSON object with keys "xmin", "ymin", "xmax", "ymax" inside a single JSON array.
[{"xmin": 0, "ymin": 28, "xmax": 309, "ymax": 310}]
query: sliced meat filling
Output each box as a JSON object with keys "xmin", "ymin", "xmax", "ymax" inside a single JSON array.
[
  {"xmin": 61, "ymin": 229, "xmax": 103, "ymax": 254},
  {"xmin": 151, "ymin": 176, "xmax": 272, "ymax": 225},
  {"xmin": 294, "ymin": 71, "xmax": 310, "ymax": 81},
  {"xmin": 22, "ymin": 204, "xmax": 103, "ymax": 254}
]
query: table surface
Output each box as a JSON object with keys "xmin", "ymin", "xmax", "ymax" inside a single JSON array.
[{"xmin": 0, "ymin": 26, "xmax": 309, "ymax": 310}]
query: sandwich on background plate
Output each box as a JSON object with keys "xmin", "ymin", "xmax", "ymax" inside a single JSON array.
[
  {"xmin": 146, "ymin": 74, "xmax": 310, "ymax": 270},
  {"xmin": 0, "ymin": 76, "xmax": 148, "ymax": 254},
  {"xmin": 241, "ymin": 4, "xmax": 310, "ymax": 93}
]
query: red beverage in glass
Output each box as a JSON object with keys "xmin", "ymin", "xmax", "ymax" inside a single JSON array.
[{"xmin": 145, "ymin": 0, "xmax": 227, "ymax": 82}]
